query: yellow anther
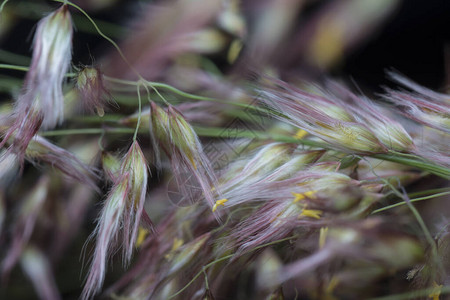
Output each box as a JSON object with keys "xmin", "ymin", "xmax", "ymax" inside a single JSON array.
[
  {"xmin": 325, "ymin": 276, "xmax": 339, "ymax": 300},
  {"xmin": 429, "ymin": 282, "xmax": 443, "ymax": 300},
  {"xmin": 299, "ymin": 209, "xmax": 322, "ymax": 219},
  {"xmin": 319, "ymin": 227, "xmax": 328, "ymax": 249},
  {"xmin": 304, "ymin": 190, "xmax": 317, "ymax": 199},
  {"xmin": 292, "ymin": 192, "xmax": 305, "ymax": 203},
  {"xmin": 294, "ymin": 129, "xmax": 308, "ymax": 140},
  {"xmin": 227, "ymin": 39, "xmax": 243, "ymax": 64},
  {"xmin": 135, "ymin": 227, "xmax": 149, "ymax": 248},
  {"xmin": 171, "ymin": 237, "xmax": 184, "ymax": 252},
  {"xmin": 188, "ymin": 155, "xmax": 197, "ymax": 170},
  {"xmin": 292, "ymin": 190, "xmax": 317, "ymax": 203},
  {"xmin": 212, "ymin": 198, "xmax": 228, "ymax": 212},
  {"xmin": 165, "ymin": 237, "xmax": 184, "ymax": 260}
]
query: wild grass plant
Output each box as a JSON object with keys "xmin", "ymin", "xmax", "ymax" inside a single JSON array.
[{"xmin": 0, "ymin": 1, "xmax": 449, "ymax": 299}]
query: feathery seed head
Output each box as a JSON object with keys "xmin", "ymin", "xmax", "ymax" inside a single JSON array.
[
  {"xmin": 150, "ymin": 101, "xmax": 170, "ymax": 143},
  {"xmin": 24, "ymin": 136, "xmax": 99, "ymax": 191},
  {"xmin": 149, "ymin": 102, "xmax": 219, "ymax": 208},
  {"xmin": 167, "ymin": 105, "xmax": 200, "ymax": 166},
  {"xmin": 260, "ymin": 81, "xmax": 387, "ymax": 153},
  {"xmin": 24, "ymin": 5, "xmax": 73, "ymax": 129},
  {"xmin": 20, "ymin": 247, "xmax": 60, "ymax": 300},
  {"xmin": 76, "ymin": 66, "xmax": 110, "ymax": 116},
  {"xmin": 386, "ymin": 73, "xmax": 450, "ymax": 133},
  {"xmin": 82, "ymin": 141, "xmax": 149, "ymax": 300},
  {"xmin": 0, "ymin": 5, "xmax": 73, "ymax": 165}
]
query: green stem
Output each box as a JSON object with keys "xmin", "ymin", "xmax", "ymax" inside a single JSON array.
[
  {"xmin": 105, "ymin": 76, "xmax": 271, "ymax": 114},
  {"xmin": 374, "ymin": 153, "xmax": 450, "ymax": 179},
  {"xmin": 38, "ymin": 122, "xmax": 450, "ymax": 180},
  {"xmin": 0, "ymin": 63, "xmax": 76, "ymax": 77},
  {"xmin": 193, "ymin": 126, "xmax": 328, "ymax": 149},
  {"xmin": 372, "ymin": 191, "xmax": 450, "ymax": 214},
  {"xmin": 360, "ymin": 156, "xmax": 442, "ymax": 279},
  {"xmin": 168, "ymin": 235, "xmax": 297, "ymax": 299},
  {"xmin": 0, "ymin": 63, "xmax": 29, "ymax": 72},
  {"xmin": 53, "ymin": 0, "xmax": 138, "ymax": 75},
  {"xmin": 40, "ymin": 127, "xmax": 136, "ymax": 136},
  {"xmin": 10, "ymin": 1, "xmax": 125, "ymax": 38}
]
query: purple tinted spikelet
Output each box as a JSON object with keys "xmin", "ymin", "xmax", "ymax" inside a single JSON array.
[
  {"xmin": 25, "ymin": 136, "xmax": 99, "ymax": 192},
  {"xmin": 23, "ymin": 5, "xmax": 73, "ymax": 129},
  {"xmin": 82, "ymin": 141, "xmax": 149, "ymax": 300},
  {"xmin": 0, "ymin": 5, "xmax": 72, "ymax": 164},
  {"xmin": 218, "ymin": 144, "xmax": 324, "ymax": 210},
  {"xmin": 383, "ymin": 74, "xmax": 450, "ymax": 166},
  {"xmin": 2, "ymin": 176, "xmax": 50, "ymax": 279},
  {"xmin": 76, "ymin": 66, "xmax": 111, "ymax": 116},
  {"xmin": 325, "ymin": 81, "xmax": 415, "ymax": 152},
  {"xmin": 385, "ymin": 73, "xmax": 450, "ymax": 133},
  {"xmin": 20, "ymin": 247, "xmax": 61, "ymax": 300},
  {"xmin": 150, "ymin": 102, "xmax": 218, "ymax": 208},
  {"xmin": 259, "ymin": 80, "xmax": 387, "ymax": 154}
]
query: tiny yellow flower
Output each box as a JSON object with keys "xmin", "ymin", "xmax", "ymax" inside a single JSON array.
[
  {"xmin": 171, "ymin": 238, "xmax": 184, "ymax": 252},
  {"xmin": 294, "ymin": 129, "xmax": 308, "ymax": 139},
  {"xmin": 319, "ymin": 227, "xmax": 328, "ymax": 249},
  {"xmin": 304, "ymin": 190, "xmax": 317, "ymax": 198},
  {"xmin": 299, "ymin": 208, "xmax": 322, "ymax": 219},
  {"xmin": 292, "ymin": 190, "xmax": 316, "ymax": 203},
  {"xmin": 135, "ymin": 227, "xmax": 149, "ymax": 248},
  {"xmin": 324, "ymin": 276, "xmax": 339, "ymax": 300},
  {"xmin": 429, "ymin": 282, "xmax": 443, "ymax": 300},
  {"xmin": 227, "ymin": 39, "xmax": 243, "ymax": 64},
  {"xmin": 292, "ymin": 192, "xmax": 305, "ymax": 203},
  {"xmin": 165, "ymin": 237, "xmax": 184, "ymax": 260},
  {"xmin": 212, "ymin": 198, "xmax": 228, "ymax": 212}
]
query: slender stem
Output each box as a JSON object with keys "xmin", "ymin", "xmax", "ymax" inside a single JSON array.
[
  {"xmin": 202, "ymin": 267, "xmax": 209, "ymax": 290},
  {"xmin": 53, "ymin": 0, "xmax": 141, "ymax": 80},
  {"xmin": 105, "ymin": 75, "xmax": 271, "ymax": 113},
  {"xmin": 40, "ymin": 127, "xmax": 136, "ymax": 136},
  {"xmin": 0, "ymin": 63, "xmax": 76, "ymax": 77},
  {"xmin": 361, "ymin": 156, "xmax": 442, "ymax": 279},
  {"xmin": 168, "ymin": 235, "xmax": 296, "ymax": 299},
  {"xmin": 9, "ymin": 1, "xmax": 124, "ymax": 38},
  {"xmin": 0, "ymin": 61, "xmax": 269, "ymax": 115},
  {"xmin": 38, "ymin": 122, "xmax": 450, "ymax": 179},
  {"xmin": 374, "ymin": 153, "xmax": 450, "ymax": 179},
  {"xmin": 168, "ymin": 254, "xmax": 233, "ymax": 299},
  {"xmin": 0, "ymin": 64, "xmax": 29, "ymax": 72},
  {"xmin": 372, "ymin": 191, "xmax": 450, "ymax": 214}
]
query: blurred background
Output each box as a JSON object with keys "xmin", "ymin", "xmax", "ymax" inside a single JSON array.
[{"xmin": 0, "ymin": 0, "xmax": 449, "ymax": 94}]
